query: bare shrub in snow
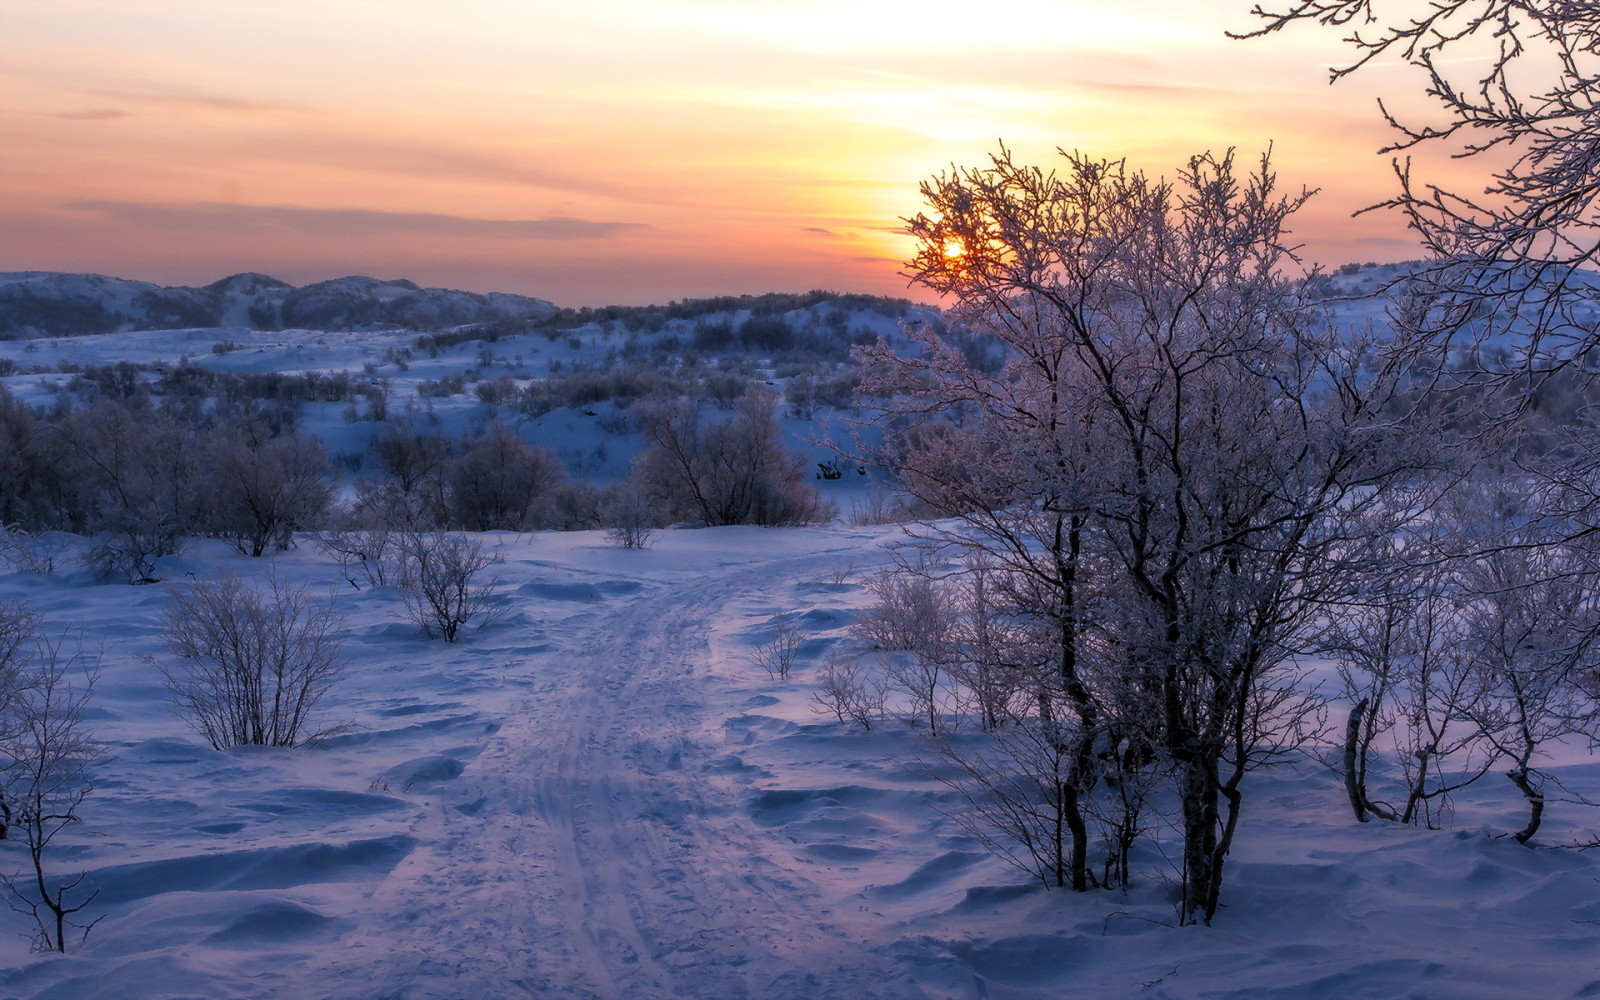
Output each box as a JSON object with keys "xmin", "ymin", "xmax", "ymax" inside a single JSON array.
[
  {"xmin": 811, "ymin": 651, "xmax": 887, "ymax": 729},
  {"xmin": 152, "ymin": 577, "xmax": 346, "ymax": 749},
  {"xmin": 853, "ymin": 563, "xmax": 950, "ymax": 654},
  {"xmin": 845, "ymin": 487, "xmax": 915, "ymax": 526},
  {"xmin": 397, "ymin": 532, "xmax": 504, "ymax": 642},
  {"xmin": 312, "ymin": 523, "xmax": 400, "ymax": 589},
  {"xmin": 601, "ymin": 483, "xmax": 659, "ymax": 550},
  {"xmin": 0, "ymin": 525, "xmax": 66, "ymax": 576},
  {"xmin": 0, "ymin": 607, "xmax": 104, "ymax": 953},
  {"xmin": 854, "ymin": 560, "xmax": 956, "ymax": 731},
  {"xmin": 750, "ymin": 613, "xmax": 805, "ymax": 680}
]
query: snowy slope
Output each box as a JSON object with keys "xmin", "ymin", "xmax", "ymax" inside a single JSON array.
[{"xmin": 0, "ymin": 527, "xmax": 1595, "ymax": 999}]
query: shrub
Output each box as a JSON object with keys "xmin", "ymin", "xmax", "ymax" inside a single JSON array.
[
  {"xmin": 396, "ymin": 533, "xmax": 503, "ymax": 642},
  {"xmin": 151, "ymin": 577, "xmax": 346, "ymax": 749}
]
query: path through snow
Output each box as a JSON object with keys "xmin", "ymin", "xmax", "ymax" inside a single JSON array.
[{"xmin": 280, "ymin": 545, "xmax": 925, "ymax": 1000}]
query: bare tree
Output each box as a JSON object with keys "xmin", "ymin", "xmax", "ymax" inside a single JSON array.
[
  {"xmin": 633, "ymin": 388, "xmax": 831, "ymax": 527},
  {"xmin": 151, "ymin": 577, "xmax": 346, "ymax": 749},
  {"xmin": 55, "ymin": 400, "xmax": 199, "ymax": 582},
  {"xmin": 749, "ymin": 612, "xmax": 806, "ymax": 680},
  {"xmin": 0, "ymin": 387, "xmax": 69, "ymax": 533},
  {"xmin": 0, "ymin": 525, "xmax": 66, "ymax": 576},
  {"xmin": 1449, "ymin": 480, "xmax": 1600, "ymax": 842},
  {"xmin": 600, "ymin": 481, "xmax": 660, "ymax": 550},
  {"xmin": 201, "ymin": 424, "xmax": 336, "ymax": 557},
  {"xmin": 443, "ymin": 422, "xmax": 566, "ymax": 531},
  {"xmin": 859, "ymin": 145, "xmax": 1445, "ymax": 922},
  {"xmin": 1237, "ymin": 1, "xmax": 1600, "ymax": 366},
  {"xmin": 396, "ymin": 533, "xmax": 504, "ymax": 642},
  {"xmin": 0, "ymin": 614, "xmax": 103, "ymax": 953}
]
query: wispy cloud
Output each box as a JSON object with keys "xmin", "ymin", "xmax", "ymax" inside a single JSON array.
[
  {"xmin": 66, "ymin": 201, "xmax": 648, "ymax": 241},
  {"xmin": 252, "ymin": 131, "xmax": 677, "ymax": 206},
  {"xmin": 33, "ymin": 108, "xmax": 131, "ymax": 121},
  {"xmin": 73, "ymin": 87, "xmax": 311, "ymax": 115}
]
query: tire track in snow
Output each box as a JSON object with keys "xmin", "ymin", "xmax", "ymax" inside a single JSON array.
[{"xmin": 279, "ymin": 543, "xmax": 922, "ymax": 1000}]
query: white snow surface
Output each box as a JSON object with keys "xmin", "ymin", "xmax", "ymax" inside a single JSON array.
[{"xmin": 0, "ymin": 526, "xmax": 1596, "ymax": 999}]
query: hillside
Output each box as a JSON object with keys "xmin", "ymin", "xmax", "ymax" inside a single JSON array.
[{"xmin": 0, "ymin": 272, "xmax": 559, "ymax": 338}]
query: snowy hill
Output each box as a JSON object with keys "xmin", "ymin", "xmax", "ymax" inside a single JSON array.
[{"xmin": 0, "ymin": 272, "xmax": 559, "ymax": 338}]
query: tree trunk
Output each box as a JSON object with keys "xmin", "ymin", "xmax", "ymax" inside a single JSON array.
[
  {"xmin": 1344, "ymin": 698, "xmax": 1369, "ymax": 822},
  {"xmin": 1507, "ymin": 767, "xmax": 1545, "ymax": 845},
  {"xmin": 1178, "ymin": 752, "xmax": 1222, "ymax": 925}
]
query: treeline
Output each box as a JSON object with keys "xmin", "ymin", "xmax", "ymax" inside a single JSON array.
[{"xmin": 0, "ymin": 373, "xmax": 835, "ymax": 581}]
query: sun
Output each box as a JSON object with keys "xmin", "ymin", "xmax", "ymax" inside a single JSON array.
[{"xmin": 941, "ymin": 236, "xmax": 967, "ymax": 260}]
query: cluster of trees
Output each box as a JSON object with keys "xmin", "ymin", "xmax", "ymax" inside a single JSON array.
[
  {"xmin": 845, "ymin": 141, "xmax": 1597, "ymax": 926},
  {"xmin": 813, "ymin": 2, "xmax": 1600, "ymax": 925},
  {"xmin": 1333, "ymin": 478, "xmax": 1600, "ymax": 842},
  {"xmin": 0, "ymin": 370, "xmax": 833, "ymax": 584},
  {"xmin": 0, "ymin": 393, "xmax": 336, "ymax": 580}
]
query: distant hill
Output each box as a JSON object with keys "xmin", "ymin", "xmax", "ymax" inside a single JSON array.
[{"xmin": 0, "ymin": 272, "xmax": 559, "ymax": 338}]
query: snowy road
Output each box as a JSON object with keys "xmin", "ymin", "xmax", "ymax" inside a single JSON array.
[{"xmin": 281, "ymin": 545, "xmax": 924, "ymax": 1000}]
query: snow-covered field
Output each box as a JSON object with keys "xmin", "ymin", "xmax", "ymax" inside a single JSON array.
[{"xmin": 0, "ymin": 525, "xmax": 1596, "ymax": 1000}]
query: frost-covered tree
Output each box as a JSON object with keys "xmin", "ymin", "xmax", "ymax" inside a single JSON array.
[
  {"xmin": 1238, "ymin": 1, "xmax": 1600, "ymax": 365},
  {"xmin": 859, "ymin": 146, "xmax": 1444, "ymax": 922},
  {"xmin": 633, "ymin": 387, "xmax": 829, "ymax": 527},
  {"xmin": 55, "ymin": 399, "xmax": 200, "ymax": 582},
  {"xmin": 442, "ymin": 422, "xmax": 565, "ymax": 531},
  {"xmin": 200, "ymin": 424, "xmax": 336, "ymax": 557}
]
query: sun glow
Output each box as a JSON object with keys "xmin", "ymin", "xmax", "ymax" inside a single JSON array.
[{"xmin": 0, "ymin": 0, "xmax": 1427, "ymax": 305}]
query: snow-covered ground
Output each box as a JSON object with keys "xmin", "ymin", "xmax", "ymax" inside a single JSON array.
[{"xmin": 0, "ymin": 525, "xmax": 1596, "ymax": 999}]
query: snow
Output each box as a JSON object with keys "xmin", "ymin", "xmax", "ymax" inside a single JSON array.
[
  {"xmin": 0, "ymin": 526, "xmax": 1596, "ymax": 999},
  {"xmin": 0, "ymin": 263, "xmax": 1596, "ymax": 995}
]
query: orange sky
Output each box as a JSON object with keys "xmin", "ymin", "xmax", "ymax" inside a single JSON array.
[{"xmin": 0, "ymin": 0, "xmax": 1458, "ymax": 306}]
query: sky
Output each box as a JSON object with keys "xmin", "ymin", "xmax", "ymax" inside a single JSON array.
[{"xmin": 0, "ymin": 0, "xmax": 1459, "ymax": 306}]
